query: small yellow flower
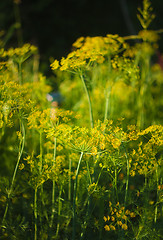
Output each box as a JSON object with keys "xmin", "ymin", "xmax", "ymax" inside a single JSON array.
[
  {"xmin": 122, "ymin": 215, "xmax": 127, "ymax": 220},
  {"xmin": 111, "ymin": 211, "xmax": 114, "ymax": 215},
  {"xmin": 125, "ymin": 210, "xmax": 130, "ymax": 215},
  {"xmin": 110, "ymin": 225, "xmax": 116, "ymax": 231},
  {"xmin": 116, "ymin": 212, "xmax": 121, "ymax": 218},
  {"xmin": 130, "ymin": 212, "xmax": 136, "ymax": 218},
  {"xmin": 57, "ymin": 145, "xmax": 63, "ymax": 152},
  {"xmin": 118, "ymin": 210, "xmax": 122, "ymax": 214},
  {"xmin": 99, "ymin": 163, "xmax": 103, "ymax": 168},
  {"xmin": 117, "ymin": 220, "xmax": 122, "ymax": 226},
  {"xmin": 51, "ymin": 60, "xmax": 59, "ymax": 70},
  {"xmin": 111, "ymin": 138, "xmax": 121, "ymax": 149},
  {"xmin": 19, "ymin": 163, "xmax": 25, "ymax": 170},
  {"xmin": 130, "ymin": 170, "xmax": 136, "ymax": 177},
  {"xmin": 137, "ymin": 191, "xmax": 140, "ymax": 197},
  {"xmin": 91, "ymin": 146, "xmax": 98, "ymax": 155},
  {"xmin": 122, "ymin": 224, "xmax": 128, "ymax": 230},
  {"xmin": 104, "ymin": 225, "xmax": 110, "ymax": 231},
  {"xmin": 0, "ymin": 196, "xmax": 7, "ymax": 203},
  {"xmin": 73, "ymin": 36, "xmax": 84, "ymax": 48}
]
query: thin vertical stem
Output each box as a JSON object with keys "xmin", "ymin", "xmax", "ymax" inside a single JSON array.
[
  {"xmin": 104, "ymin": 94, "xmax": 109, "ymax": 121},
  {"xmin": 2, "ymin": 203, "xmax": 9, "ymax": 226},
  {"xmin": 154, "ymin": 165, "xmax": 158, "ymax": 223},
  {"xmin": 2, "ymin": 120, "xmax": 25, "ymax": 224},
  {"xmin": 72, "ymin": 151, "xmax": 84, "ymax": 240},
  {"xmin": 104, "ymin": 87, "xmax": 111, "ymax": 121},
  {"xmin": 124, "ymin": 156, "xmax": 129, "ymax": 205},
  {"xmin": 80, "ymin": 166, "xmax": 104, "ymax": 240},
  {"xmin": 79, "ymin": 73, "xmax": 94, "ymax": 128},
  {"xmin": 39, "ymin": 130, "xmax": 45, "ymax": 225},
  {"xmin": 34, "ymin": 188, "xmax": 38, "ymax": 240},
  {"xmin": 114, "ymin": 164, "xmax": 119, "ymax": 202},
  {"xmin": 68, "ymin": 156, "xmax": 72, "ymax": 201},
  {"xmin": 50, "ymin": 137, "xmax": 57, "ymax": 228},
  {"xmin": 18, "ymin": 61, "xmax": 22, "ymax": 85},
  {"xmin": 122, "ymin": 143, "xmax": 129, "ymax": 206},
  {"xmin": 33, "ymin": 54, "xmax": 39, "ymax": 82},
  {"xmin": 55, "ymin": 185, "xmax": 63, "ymax": 237},
  {"xmin": 39, "ymin": 131, "xmax": 43, "ymax": 173},
  {"xmin": 11, "ymin": 121, "xmax": 25, "ymax": 189},
  {"xmin": 86, "ymin": 159, "xmax": 92, "ymax": 184}
]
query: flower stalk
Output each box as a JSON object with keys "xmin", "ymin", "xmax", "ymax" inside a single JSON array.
[
  {"xmin": 72, "ymin": 151, "xmax": 84, "ymax": 240},
  {"xmin": 80, "ymin": 73, "xmax": 94, "ymax": 128}
]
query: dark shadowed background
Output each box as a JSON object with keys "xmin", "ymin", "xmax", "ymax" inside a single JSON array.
[{"xmin": 0, "ymin": 0, "xmax": 163, "ymax": 74}]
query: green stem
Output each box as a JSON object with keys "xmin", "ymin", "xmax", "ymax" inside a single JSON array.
[
  {"xmin": 86, "ymin": 159, "xmax": 92, "ymax": 184},
  {"xmin": 33, "ymin": 54, "xmax": 39, "ymax": 82},
  {"xmin": 55, "ymin": 185, "xmax": 63, "ymax": 237},
  {"xmin": 114, "ymin": 164, "xmax": 119, "ymax": 202},
  {"xmin": 18, "ymin": 61, "xmax": 22, "ymax": 85},
  {"xmin": 11, "ymin": 121, "xmax": 25, "ymax": 188},
  {"xmin": 68, "ymin": 156, "xmax": 72, "ymax": 201},
  {"xmin": 2, "ymin": 120, "xmax": 25, "ymax": 224},
  {"xmin": 80, "ymin": 73, "xmax": 94, "ymax": 128},
  {"xmin": 123, "ymin": 144, "xmax": 129, "ymax": 206},
  {"xmin": 96, "ymin": 166, "xmax": 104, "ymax": 187},
  {"xmin": 2, "ymin": 203, "xmax": 9, "ymax": 226},
  {"xmin": 80, "ymin": 166, "xmax": 104, "ymax": 240},
  {"xmin": 39, "ymin": 131, "xmax": 43, "ymax": 173},
  {"xmin": 154, "ymin": 165, "xmax": 158, "ymax": 223},
  {"xmin": 137, "ymin": 55, "xmax": 150, "ymax": 129},
  {"xmin": 50, "ymin": 137, "xmax": 57, "ymax": 228},
  {"xmin": 104, "ymin": 94, "xmax": 109, "ymax": 121},
  {"xmin": 124, "ymin": 158, "xmax": 129, "ymax": 205},
  {"xmin": 72, "ymin": 151, "xmax": 84, "ymax": 240},
  {"xmin": 39, "ymin": 130, "xmax": 45, "ymax": 225},
  {"xmin": 34, "ymin": 188, "xmax": 38, "ymax": 240},
  {"xmin": 104, "ymin": 87, "xmax": 111, "ymax": 121}
]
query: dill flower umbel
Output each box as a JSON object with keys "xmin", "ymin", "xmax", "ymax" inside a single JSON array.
[
  {"xmin": 104, "ymin": 201, "xmax": 136, "ymax": 232},
  {"xmin": 51, "ymin": 34, "xmax": 125, "ymax": 72}
]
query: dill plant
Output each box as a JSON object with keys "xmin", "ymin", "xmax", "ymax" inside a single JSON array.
[
  {"xmin": 0, "ymin": 42, "xmax": 51, "ymax": 238},
  {"xmin": 50, "ymin": 0, "xmax": 163, "ymax": 239},
  {"xmin": 0, "ymin": 0, "xmax": 163, "ymax": 239}
]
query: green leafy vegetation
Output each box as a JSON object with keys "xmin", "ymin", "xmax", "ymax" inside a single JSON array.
[{"xmin": 0, "ymin": 1, "xmax": 163, "ymax": 239}]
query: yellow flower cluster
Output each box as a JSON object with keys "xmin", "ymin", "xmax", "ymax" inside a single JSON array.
[
  {"xmin": 51, "ymin": 34, "xmax": 125, "ymax": 71},
  {"xmin": 111, "ymin": 56, "xmax": 140, "ymax": 82},
  {"xmin": 28, "ymin": 109, "xmax": 52, "ymax": 131},
  {"xmin": 1, "ymin": 44, "xmax": 37, "ymax": 59},
  {"xmin": 28, "ymin": 108, "xmax": 75, "ymax": 134},
  {"xmin": 104, "ymin": 201, "xmax": 136, "ymax": 231},
  {"xmin": 129, "ymin": 125, "xmax": 163, "ymax": 176},
  {"xmin": 0, "ymin": 77, "xmax": 35, "ymax": 127},
  {"xmin": 138, "ymin": 30, "xmax": 159, "ymax": 43},
  {"xmin": 23, "ymin": 152, "xmax": 63, "ymax": 189},
  {"xmin": 59, "ymin": 120, "xmax": 125, "ymax": 154}
]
